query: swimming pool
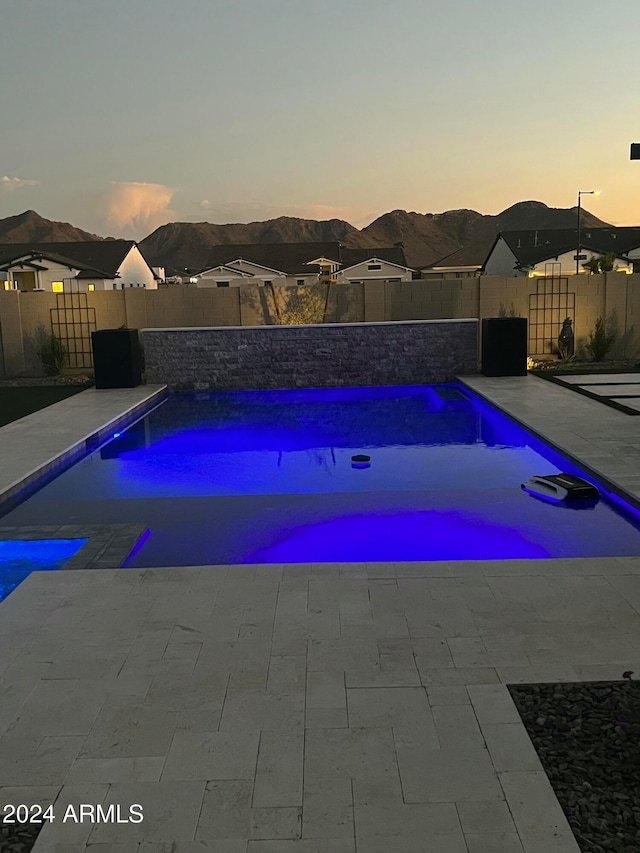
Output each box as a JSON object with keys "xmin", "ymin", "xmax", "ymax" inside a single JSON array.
[{"xmin": 2, "ymin": 383, "xmax": 640, "ymax": 565}]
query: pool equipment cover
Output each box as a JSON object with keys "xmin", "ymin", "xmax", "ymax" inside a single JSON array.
[{"xmin": 521, "ymin": 473, "xmax": 599, "ymax": 504}]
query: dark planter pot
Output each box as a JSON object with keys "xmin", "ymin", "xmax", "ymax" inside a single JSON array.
[
  {"xmin": 91, "ymin": 329, "xmax": 142, "ymax": 389},
  {"xmin": 481, "ymin": 317, "xmax": 528, "ymax": 377}
]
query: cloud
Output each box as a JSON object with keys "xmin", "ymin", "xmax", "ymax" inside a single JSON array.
[
  {"xmin": 106, "ymin": 182, "xmax": 176, "ymax": 234},
  {"xmin": 200, "ymin": 199, "xmax": 211, "ymax": 209},
  {"xmin": 1, "ymin": 175, "xmax": 39, "ymax": 191}
]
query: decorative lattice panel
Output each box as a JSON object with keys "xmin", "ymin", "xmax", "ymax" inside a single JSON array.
[
  {"xmin": 50, "ymin": 291, "xmax": 97, "ymax": 369},
  {"xmin": 528, "ymin": 276, "xmax": 575, "ymax": 356}
]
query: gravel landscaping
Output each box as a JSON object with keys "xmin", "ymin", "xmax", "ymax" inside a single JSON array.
[
  {"xmin": 509, "ymin": 680, "xmax": 640, "ymax": 853},
  {"xmin": 529, "ymin": 359, "xmax": 640, "ymax": 375},
  {"xmin": 0, "ymin": 375, "xmax": 92, "ymax": 387}
]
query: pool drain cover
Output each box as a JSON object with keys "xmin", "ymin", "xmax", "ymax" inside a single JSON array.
[{"xmin": 351, "ymin": 454, "xmax": 371, "ymax": 469}]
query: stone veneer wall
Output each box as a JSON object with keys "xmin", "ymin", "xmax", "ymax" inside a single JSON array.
[{"xmin": 142, "ymin": 319, "xmax": 478, "ymax": 390}]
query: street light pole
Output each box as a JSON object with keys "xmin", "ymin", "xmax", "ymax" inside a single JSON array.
[
  {"xmin": 576, "ymin": 190, "xmax": 600, "ymax": 275},
  {"xmin": 576, "ymin": 193, "xmax": 583, "ymax": 276}
]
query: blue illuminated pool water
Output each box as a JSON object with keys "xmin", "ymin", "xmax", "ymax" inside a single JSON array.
[
  {"xmin": 0, "ymin": 539, "xmax": 88, "ymax": 602},
  {"xmin": 2, "ymin": 384, "xmax": 640, "ymax": 565}
]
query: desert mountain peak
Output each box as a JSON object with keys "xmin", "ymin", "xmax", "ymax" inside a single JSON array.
[{"xmin": 0, "ymin": 201, "xmax": 612, "ymax": 272}]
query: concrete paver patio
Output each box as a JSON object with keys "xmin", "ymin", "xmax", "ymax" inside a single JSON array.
[
  {"xmin": 0, "ymin": 374, "xmax": 639, "ymax": 852},
  {"xmin": 7, "ymin": 556, "xmax": 638, "ymax": 852}
]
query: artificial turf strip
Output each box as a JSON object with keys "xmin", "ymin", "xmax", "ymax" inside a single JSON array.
[
  {"xmin": 508, "ymin": 680, "xmax": 640, "ymax": 853},
  {"xmin": 0, "ymin": 385, "xmax": 90, "ymax": 427}
]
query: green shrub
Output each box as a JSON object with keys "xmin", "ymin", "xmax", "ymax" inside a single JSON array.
[
  {"xmin": 37, "ymin": 333, "xmax": 68, "ymax": 377},
  {"xmin": 586, "ymin": 316, "xmax": 616, "ymax": 362}
]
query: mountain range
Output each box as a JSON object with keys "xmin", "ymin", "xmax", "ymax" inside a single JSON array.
[
  {"xmin": 0, "ymin": 209, "xmax": 106, "ymax": 244},
  {"xmin": 0, "ymin": 203, "xmax": 610, "ymax": 272}
]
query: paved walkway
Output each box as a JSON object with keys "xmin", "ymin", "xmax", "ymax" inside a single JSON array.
[
  {"xmin": 0, "ymin": 375, "xmax": 639, "ymax": 852},
  {"xmin": 551, "ymin": 371, "xmax": 640, "ymax": 413}
]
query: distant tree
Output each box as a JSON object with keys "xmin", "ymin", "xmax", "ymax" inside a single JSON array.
[
  {"xmin": 583, "ymin": 256, "xmax": 601, "ymax": 274},
  {"xmin": 583, "ymin": 253, "xmax": 618, "ymax": 274},
  {"xmin": 598, "ymin": 252, "xmax": 617, "ymax": 273}
]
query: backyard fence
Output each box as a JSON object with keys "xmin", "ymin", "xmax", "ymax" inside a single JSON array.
[{"xmin": 0, "ymin": 273, "xmax": 638, "ymax": 377}]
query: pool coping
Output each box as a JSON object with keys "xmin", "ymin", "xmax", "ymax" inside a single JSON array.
[
  {"xmin": 0, "ymin": 384, "xmax": 167, "ymax": 512},
  {"xmin": 459, "ymin": 373, "xmax": 640, "ymax": 512}
]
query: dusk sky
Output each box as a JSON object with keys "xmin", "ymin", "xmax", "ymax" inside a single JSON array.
[{"xmin": 2, "ymin": 0, "xmax": 639, "ymax": 239}]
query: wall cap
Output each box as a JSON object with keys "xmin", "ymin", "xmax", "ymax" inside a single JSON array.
[{"xmin": 141, "ymin": 318, "xmax": 479, "ymax": 333}]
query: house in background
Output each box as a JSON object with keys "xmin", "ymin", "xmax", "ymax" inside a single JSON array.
[
  {"xmin": 0, "ymin": 241, "xmax": 159, "ymax": 291},
  {"xmin": 333, "ymin": 248, "xmax": 413, "ymax": 283},
  {"xmin": 190, "ymin": 242, "xmax": 414, "ymax": 287},
  {"xmin": 483, "ymin": 228, "xmax": 640, "ymax": 277},
  {"xmin": 421, "ymin": 242, "xmax": 489, "ymax": 278}
]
